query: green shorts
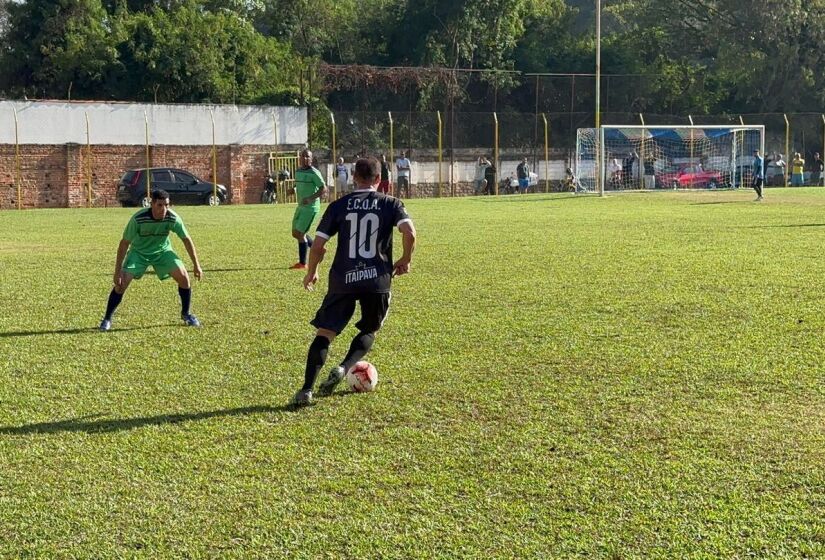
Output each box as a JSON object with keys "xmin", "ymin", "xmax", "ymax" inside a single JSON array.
[
  {"xmin": 292, "ymin": 206, "xmax": 319, "ymax": 233},
  {"xmin": 123, "ymin": 250, "xmax": 184, "ymax": 280}
]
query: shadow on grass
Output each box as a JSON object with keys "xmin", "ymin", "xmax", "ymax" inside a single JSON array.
[
  {"xmin": 0, "ymin": 324, "xmax": 177, "ymax": 338},
  {"xmin": 0, "ymin": 404, "xmax": 295, "ymax": 435},
  {"xmin": 98, "ymin": 267, "xmax": 273, "ymax": 276},
  {"xmin": 473, "ymin": 194, "xmax": 590, "ymax": 203},
  {"xmin": 689, "ymin": 200, "xmax": 748, "ymax": 205},
  {"xmin": 741, "ymin": 223, "xmax": 825, "ymax": 229},
  {"xmin": 202, "ymin": 267, "xmax": 274, "ymax": 273}
]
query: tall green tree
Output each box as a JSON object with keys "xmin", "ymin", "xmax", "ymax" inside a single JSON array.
[{"xmin": 0, "ymin": 0, "xmax": 121, "ymax": 98}]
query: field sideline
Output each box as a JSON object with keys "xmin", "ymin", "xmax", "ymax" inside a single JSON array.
[{"xmin": 1, "ymin": 189, "xmax": 824, "ymax": 557}]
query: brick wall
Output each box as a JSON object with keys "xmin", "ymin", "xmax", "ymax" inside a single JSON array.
[{"xmin": 0, "ymin": 143, "xmax": 280, "ymax": 209}]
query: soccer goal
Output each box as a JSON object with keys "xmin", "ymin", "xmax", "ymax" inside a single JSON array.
[{"xmin": 576, "ymin": 125, "xmax": 765, "ymax": 194}]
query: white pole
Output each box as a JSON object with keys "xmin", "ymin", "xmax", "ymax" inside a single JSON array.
[
  {"xmin": 599, "ymin": 126, "xmax": 605, "ymax": 196},
  {"xmin": 731, "ymin": 132, "xmax": 736, "ymax": 189},
  {"xmin": 595, "ymin": 0, "xmax": 601, "ymax": 197}
]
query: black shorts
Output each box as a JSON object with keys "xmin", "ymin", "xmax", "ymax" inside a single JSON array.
[{"xmin": 311, "ymin": 292, "xmax": 391, "ymax": 334}]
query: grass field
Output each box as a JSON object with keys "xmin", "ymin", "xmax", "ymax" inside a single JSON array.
[{"xmin": 1, "ymin": 189, "xmax": 824, "ymax": 558}]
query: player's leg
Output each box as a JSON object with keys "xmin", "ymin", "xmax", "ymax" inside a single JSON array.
[
  {"xmin": 293, "ymin": 294, "xmax": 355, "ymax": 406},
  {"xmin": 100, "ymin": 272, "xmax": 134, "ymax": 331},
  {"xmin": 753, "ymin": 177, "xmax": 763, "ymax": 200},
  {"xmin": 100, "ymin": 252, "xmax": 147, "ymax": 331},
  {"xmin": 290, "ymin": 208, "xmax": 316, "ymax": 269},
  {"xmin": 169, "ymin": 265, "xmax": 201, "ymax": 326},
  {"xmin": 318, "ymin": 293, "xmax": 389, "ymax": 396}
]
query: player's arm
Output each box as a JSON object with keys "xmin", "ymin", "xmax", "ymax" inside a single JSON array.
[
  {"xmin": 303, "ymin": 236, "xmax": 328, "ymax": 291},
  {"xmin": 302, "ymin": 171, "xmax": 328, "ymax": 205},
  {"xmin": 182, "ymin": 237, "xmax": 203, "ymax": 280},
  {"xmin": 393, "ymin": 220, "xmax": 416, "ymax": 277},
  {"xmin": 302, "ymin": 184, "xmax": 327, "ymax": 205},
  {"xmin": 113, "ymin": 239, "xmax": 130, "ymax": 289}
]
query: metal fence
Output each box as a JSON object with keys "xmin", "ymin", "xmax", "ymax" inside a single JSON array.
[{"xmin": 315, "ymin": 110, "xmax": 825, "ymax": 166}]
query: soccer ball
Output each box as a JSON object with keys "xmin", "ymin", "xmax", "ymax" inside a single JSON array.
[{"xmin": 346, "ymin": 361, "xmax": 379, "ymax": 393}]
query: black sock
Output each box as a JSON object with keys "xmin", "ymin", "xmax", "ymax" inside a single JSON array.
[
  {"xmin": 340, "ymin": 332, "xmax": 375, "ymax": 373},
  {"xmin": 305, "ymin": 234, "xmax": 313, "ymax": 247},
  {"xmin": 298, "ymin": 241, "xmax": 308, "ymax": 264},
  {"xmin": 302, "ymin": 336, "xmax": 331, "ymax": 392},
  {"xmin": 179, "ymin": 287, "xmax": 191, "ymax": 316},
  {"xmin": 104, "ymin": 289, "xmax": 124, "ymax": 320}
]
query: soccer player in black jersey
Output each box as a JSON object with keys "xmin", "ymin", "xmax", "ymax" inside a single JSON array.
[{"xmin": 292, "ymin": 157, "xmax": 417, "ymax": 406}]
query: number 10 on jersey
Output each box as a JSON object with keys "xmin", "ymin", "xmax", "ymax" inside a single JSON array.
[{"xmin": 345, "ymin": 212, "xmax": 379, "ymax": 259}]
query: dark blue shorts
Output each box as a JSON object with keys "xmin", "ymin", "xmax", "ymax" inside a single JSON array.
[{"xmin": 311, "ymin": 292, "xmax": 391, "ymax": 334}]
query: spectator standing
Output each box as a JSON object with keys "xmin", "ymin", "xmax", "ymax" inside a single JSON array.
[
  {"xmin": 378, "ymin": 154, "xmax": 392, "ymax": 194},
  {"xmin": 774, "ymin": 153, "xmax": 787, "ymax": 185},
  {"xmin": 622, "ymin": 151, "xmax": 638, "ymax": 189},
  {"xmin": 483, "ymin": 157, "xmax": 497, "ymax": 195},
  {"xmin": 608, "ymin": 157, "xmax": 622, "ymax": 188},
  {"xmin": 516, "ymin": 157, "xmax": 530, "ymax": 193},
  {"xmin": 474, "ymin": 156, "xmax": 490, "ymax": 194},
  {"xmin": 396, "ymin": 151, "xmax": 412, "ymax": 198},
  {"xmin": 791, "ymin": 152, "xmax": 805, "ymax": 186},
  {"xmin": 643, "ymin": 153, "xmax": 656, "ymax": 189},
  {"xmin": 752, "ymin": 149, "xmax": 765, "ymax": 201},
  {"xmin": 334, "ymin": 157, "xmax": 348, "ymax": 199},
  {"xmin": 812, "ymin": 153, "xmax": 824, "ymax": 186}
]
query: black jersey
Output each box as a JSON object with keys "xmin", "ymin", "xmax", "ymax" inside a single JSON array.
[{"xmin": 315, "ymin": 189, "xmax": 411, "ymax": 294}]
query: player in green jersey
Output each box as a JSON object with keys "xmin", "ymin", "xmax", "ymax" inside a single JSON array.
[
  {"xmin": 288, "ymin": 149, "xmax": 327, "ymax": 270},
  {"xmin": 98, "ymin": 189, "xmax": 204, "ymax": 331}
]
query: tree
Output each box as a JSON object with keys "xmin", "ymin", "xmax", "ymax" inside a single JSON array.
[{"xmin": 0, "ymin": 0, "xmax": 121, "ymax": 98}]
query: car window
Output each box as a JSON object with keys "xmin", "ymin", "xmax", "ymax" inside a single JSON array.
[
  {"xmin": 152, "ymin": 170, "xmax": 172, "ymax": 183},
  {"xmin": 121, "ymin": 171, "xmax": 136, "ymax": 184},
  {"xmin": 173, "ymin": 171, "xmax": 195, "ymax": 183}
]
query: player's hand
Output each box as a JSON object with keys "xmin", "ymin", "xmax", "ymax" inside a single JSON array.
[
  {"xmin": 303, "ymin": 271, "xmax": 318, "ymax": 291},
  {"xmin": 301, "ymin": 197, "xmax": 311, "ymax": 206},
  {"xmin": 193, "ymin": 264, "xmax": 203, "ymax": 281},
  {"xmin": 392, "ymin": 258, "xmax": 411, "ymax": 277}
]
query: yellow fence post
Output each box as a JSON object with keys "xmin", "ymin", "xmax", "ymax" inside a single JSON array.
[
  {"xmin": 437, "ymin": 111, "xmax": 443, "ymax": 197},
  {"xmin": 388, "ymin": 111, "xmax": 394, "ymax": 196},
  {"xmin": 330, "ymin": 111, "xmax": 337, "ymax": 199},
  {"xmin": 210, "ymin": 110, "xmax": 218, "ymax": 205},
  {"xmin": 542, "ymin": 113, "xmax": 549, "ymax": 193},
  {"xmin": 144, "ymin": 111, "xmax": 151, "ymax": 203},
  {"xmin": 13, "ymin": 107, "xmax": 21, "ymax": 210},
  {"xmin": 493, "ymin": 112, "xmax": 499, "ymax": 196},
  {"xmin": 85, "ymin": 112, "xmax": 93, "ymax": 207}
]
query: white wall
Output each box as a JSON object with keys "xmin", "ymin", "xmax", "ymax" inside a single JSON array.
[{"xmin": 0, "ymin": 101, "xmax": 306, "ymax": 146}]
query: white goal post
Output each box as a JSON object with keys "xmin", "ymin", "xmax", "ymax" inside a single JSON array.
[{"xmin": 576, "ymin": 125, "xmax": 766, "ymax": 194}]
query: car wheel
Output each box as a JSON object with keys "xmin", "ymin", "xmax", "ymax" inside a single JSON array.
[
  {"xmin": 207, "ymin": 194, "xmax": 221, "ymax": 206},
  {"xmin": 141, "ymin": 196, "xmax": 151, "ymax": 208},
  {"xmin": 708, "ymin": 180, "xmax": 718, "ymax": 189},
  {"xmin": 672, "ymin": 180, "xmax": 679, "ymax": 190}
]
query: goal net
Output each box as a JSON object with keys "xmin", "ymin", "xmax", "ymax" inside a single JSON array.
[{"xmin": 576, "ymin": 125, "xmax": 765, "ymax": 193}]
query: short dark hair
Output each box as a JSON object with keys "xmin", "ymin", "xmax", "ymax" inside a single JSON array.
[
  {"xmin": 151, "ymin": 189, "xmax": 170, "ymax": 200},
  {"xmin": 354, "ymin": 157, "xmax": 380, "ymax": 181}
]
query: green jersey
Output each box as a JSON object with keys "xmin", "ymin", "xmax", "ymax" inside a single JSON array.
[
  {"xmin": 123, "ymin": 208, "xmax": 189, "ymax": 257},
  {"xmin": 295, "ymin": 166, "xmax": 325, "ymax": 210}
]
